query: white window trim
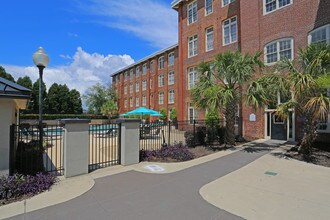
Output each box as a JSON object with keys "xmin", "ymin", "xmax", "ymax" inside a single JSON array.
[
  {"xmin": 159, "ymin": 92, "xmax": 164, "ymax": 105},
  {"xmin": 136, "ymin": 97, "xmax": 140, "ymax": 107},
  {"xmin": 188, "ymin": 67, "xmax": 198, "ymax": 90},
  {"xmin": 264, "ymin": 38, "xmax": 294, "ymax": 66},
  {"xmin": 158, "ymin": 56, "xmax": 164, "ymax": 70},
  {"xmin": 135, "ymin": 82, "xmax": 139, "ymax": 92},
  {"xmin": 168, "ymin": 52, "xmax": 175, "ymax": 66},
  {"xmin": 168, "ymin": 90, "xmax": 175, "ymax": 104},
  {"xmin": 158, "ymin": 74, "xmax": 164, "ymax": 87},
  {"xmin": 168, "ymin": 71, "xmax": 175, "ymax": 85},
  {"xmin": 308, "ymin": 24, "xmax": 330, "ymax": 45},
  {"xmin": 142, "ymin": 95, "xmax": 147, "ymax": 106},
  {"xmin": 222, "ymin": 0, "xmax": 235, "ymax": 7},
  {"xmin": 187, "ymin": 0, "xmax": 197, "ymax": 25},
  {"xmin": 150, "ymin": 61, "xmax": 154, "ymax": 72},
  {"xmin": 188, "ymin": 34, "xmax": 198, "ymax": 58},
  {"xmin": 142, "ymin": 63, "xmax": 147, "ymax": 75},
  {"xmin": 263, "ymin": 0, "xmax": 293, "ymax": 15},
  {"xmin": 142, "ymin": 80, "xmax": 147, "ymax": 91},
  {"xmin": 205, "ymin": 26, "xmax": 214, "ymax": 52},
  {"xmin": 222, "ymin": 16, "xmax": 238, "ymax": 46},
  {"xmin": 205, "ymin": 0, "xmax": 213, "ymax": 16}
]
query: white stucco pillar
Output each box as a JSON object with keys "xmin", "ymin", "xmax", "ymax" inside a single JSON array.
[
  {"xmin": 60, "ymin": 119, "xmax": 91, "ymax": 178},
  {"xmin": 117, "ymin": 118, "xmax": 140, "ymax": 166}
]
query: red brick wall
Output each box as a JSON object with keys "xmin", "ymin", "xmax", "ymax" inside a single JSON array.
[{"xmin": 178, "ymin": 0, "xmax": 241, "ymax": 121}]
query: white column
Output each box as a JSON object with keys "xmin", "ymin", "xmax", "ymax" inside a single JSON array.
[{"xmin": 60, "ymin": 119, "xmax": 91, "ymax": 178}]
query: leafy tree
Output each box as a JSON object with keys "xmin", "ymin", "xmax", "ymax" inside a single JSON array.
[
  {"xmin": 159, "ymin": 108, "xmax": 167, "ymax": 121},
  {"xmin": 31, "ymin": 79, "xmax": 48, "ymax": 114},
  {"xmin": 0, "ymin": 66, "xmax": 15, "ymax": 82},
  {"xmin": 83, "ymin": 83, "xmax": 118, "ymax": 114},
  {"xmin": 17, "ymin": 76, "xmax": 33, "ymax": 89},
  {"xmin": 47, "ymin": 83, "xmax": 61, "ymax": 114},
  {"xmin": 68, "ymin": 89, "xmax": 83, "ymax": 114},
  {"xmin": 101, "ymin": 99, "xmax": 118, "ymax": 120},
  {"xmin": 191, "ymin": 51, "xmax": 263, "ymax": 146},
  {"xmin": 246, "ymin": 44, "xmax": 330, "ymax": 156}
]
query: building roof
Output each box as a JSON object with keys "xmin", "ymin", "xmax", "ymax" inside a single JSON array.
[
  {"xmin": 110, "ymin": 43, "xmax": 178, "ymax": 77},
  {"xmin": 171, "ymin": 0, "xmax": 184, "ymax": 9},
  {"xmin": 0, "ymin": 77, "xmax": 31, "ymax": 99}
]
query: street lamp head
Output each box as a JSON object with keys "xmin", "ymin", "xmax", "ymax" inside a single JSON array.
[{"xmin": 32, "ymin": 47, "xmax": 49, "ymax": 67}]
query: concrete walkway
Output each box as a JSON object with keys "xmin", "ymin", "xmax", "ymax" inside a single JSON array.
[{"xmin": 1, "ymin": 139, "xmax": 329, "ymax": 220}]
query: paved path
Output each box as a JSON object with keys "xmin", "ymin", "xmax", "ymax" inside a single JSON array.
[{"xmin": 6, "ymin": 140, "xmax": 282, "ymax": 220}]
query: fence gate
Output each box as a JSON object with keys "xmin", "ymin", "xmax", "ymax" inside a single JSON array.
[
  {"xmin": 88, "ymin": 123, "xmax": 121, "ymax": 172},
  {"xmin": 9, "ymin": 123, "xmax": 64, "ymax": 176}
]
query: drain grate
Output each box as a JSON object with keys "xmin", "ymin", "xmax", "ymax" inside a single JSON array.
[{"xmin": 264, "ymin": 171, "xmax": 278, "ymax": 176}]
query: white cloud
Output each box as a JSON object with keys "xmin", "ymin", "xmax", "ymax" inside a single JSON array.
[
  {"xmin": 77, "ymin": 0, "xmax": 178, "ymax": 48},
  {"xmin": 2, "ymin": 47, "xmax": 134, "ymax": 95}
]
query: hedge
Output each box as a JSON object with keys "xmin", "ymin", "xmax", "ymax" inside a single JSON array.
[{"xmin": 20, "ymin": 114, "xmax": 110, "ymax": 120}]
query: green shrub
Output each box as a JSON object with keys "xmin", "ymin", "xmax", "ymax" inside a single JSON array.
[
  {"xmin": 196, "ymin": 126, "xmax": 206, "ymax": 146},
  {"xmin": 20, "ymin": 114, "xmax": 108, "ymax": 120},
  {"xmin": 184, "ymin": 130, "xmax": 195, "ymax": 148}
]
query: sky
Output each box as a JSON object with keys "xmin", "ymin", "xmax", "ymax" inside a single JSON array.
[{"xmin": 0, "ymin": 0, "xmax": 178, "ymax": 95}]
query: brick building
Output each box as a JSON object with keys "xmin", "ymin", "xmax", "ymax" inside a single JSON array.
[{"xmin": 112, "ymin": 0, "xmax": 330, "ymax": 141}]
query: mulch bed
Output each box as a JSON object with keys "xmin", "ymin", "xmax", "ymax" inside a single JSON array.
[{"xmin": 285, "ymin": 142, "xmax": 330, "ymax": 168}]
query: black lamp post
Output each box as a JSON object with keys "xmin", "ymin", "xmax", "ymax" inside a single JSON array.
[{"xmin": 32, "ymin": 47, "xmax": 49, "ymax": 151}]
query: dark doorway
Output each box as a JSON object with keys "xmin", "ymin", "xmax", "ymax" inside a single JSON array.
[{"xmin": 271, "ymin": 115, "xmax": 287, "ymax": 140}]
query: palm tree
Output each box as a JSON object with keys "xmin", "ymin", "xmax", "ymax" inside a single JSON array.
[
  {"xmin": 246, "ymin": 44, "xmax": 330, "ymax": 156},
  {"xmin": 191, "ymin": 51, "xmax": 263, "ymax": 146}
]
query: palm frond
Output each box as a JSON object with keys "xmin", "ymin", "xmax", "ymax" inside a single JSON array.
[{"xmin": 304, "ymin": 94, "xmax": 330, "ymax": 121}]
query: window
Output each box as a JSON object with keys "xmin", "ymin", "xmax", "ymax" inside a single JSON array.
[
  {"xmin": 168, "ymin": 71, "xmax": 175, "ymax": 85},
  {"xmin": 124, "ymin": 71, "xmax": 128, "ymax": 81},
  {"xmin": 158, "ymin": 74, "xmax": 165, "ymax": 87},
  {"xmin": 159, "ymin": 92, "xmax": 164, "ymax": 104},
  {"xmin": 205, "ymin": 0, "xmax": 213, "ymax": 15},
  {"xmin": 168, "ymin": 52, "xmax": 175, "ymax": 66},
  {"xmin": 142, "ymin": 95, "xmax": 147, "ymax": 106},
  {"xmin": 135, "ymin": 82, "xmax": 140, "ymax": 92},
  {"xmin": 117, "ymin": 75, "xmax": 120, "ymax": 82},
  {"xmin": 188, "ymin": 104, "xmax": 198, "ymax": 124},
  {"xmin": 136, "ymin": 67, "xmax": 140, "ymax": 77},
  {"xmin": 264, "ymin": 0, "xmax": 292, "ymax": 14},
  {"xmin": 188, "ymin": 67, "xmax": 198, "ymax": 89},
  {"xmin": 130, "ymin": 83, "xmax": 133, "ymax": 94},
  {"xmin": 124, "ymin": 85, "xmax": 127, "ymax": 95},
  {"xmin": 308, "ymin": 24, "xmax": 330, "ymax": 45},
  {"xmin": 188, "ymin": 1, "xmax": 197, "ymax": 25},
  {"xmin": 129, "ymin": 69, "xmax": 134, "ymax": 79},
  {"xmin": 142, "ymin": 80, "xmax": 147, "ymax": 91},
  {"xmin": 206, "ymin": 27, "xmax": 214, "ymax": 51},
  {"xmin": 130, "ymin": 97, "xmax": 133, "ymax": 107},
  {"xmin": 142, "ymin": 63, "xmax": 147, "ymax": 74},
  {"xmin": 223, "ymin": 16, "xmax": 237, "ymax": 45},
  {"xmin": 223, "ymin": 0, "xmax": 236, "ymax": 7},
  {"xmin": 264, "ymin": 38, "xmax": 293, "ymax": 64},
  {"xmin": 188, "ymin": 34, "xmax": 198, "ymax": 57},
  {"xmin": 136, "ymin": 97, "xmax": 140, "ymax": 107},
  {"xmin": 124, "ymin": 99, "xmax": 128, "ymax": 108},
  {"xmin": 150, "ymin": 61, "xmax": 154, "ymax": 72},
  {"xmin": 168, "ymin": 90, "xmax": 175, "ymax": 104},
  {"xmin": 158, "ymin": 56, "xmax": 164, "ymax": 69},
  {"xmin": 150, "ymin": 78, "xmax": 153, "ymax": 89}
]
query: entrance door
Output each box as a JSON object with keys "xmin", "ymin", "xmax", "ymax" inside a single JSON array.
[{"xmin": 271, "ymin": 114, "xmax": 287, "ymax": 140}]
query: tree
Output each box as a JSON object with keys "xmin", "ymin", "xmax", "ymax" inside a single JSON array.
[
  {"xmin": 159, "ymin": 108, "xmax": 167, "ymax": 121},
  {"xmin": 191, "ymin": 51, "xmax": 263, "ymax": 146},
  {"xmin": 0, "ymin": 66, "xmax": 15, "ymax": 82},
  {"xmin": 17, "ymin": 76, "xmax": 33, "ymax": 89},
  {"xmin": 31, "ymin": 79, "xmax": 48, "ymax": 114},
  {"xmin": 246, "ymin": 44, "xmax": 330, "ymax": 156},
  {"xmin": 83, "ymin": 83, "xmax": 118, "ymax": 114},
  {"xmin": 47, "ymin": 83, "xmax": 60, "ymax": 114},
  {"xmin": 68, "ymin": 89, "xmax": 83, "ymax": 114},
  {"xmin": 101, "ymin": 100, "xmax": 118, "ymax": 120}
]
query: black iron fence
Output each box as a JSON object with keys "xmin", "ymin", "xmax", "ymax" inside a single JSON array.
[
  {"xmin": 88, "ymin": 123, "xmax": 121, "ymax": 172},
  {"xmin": 9, "ymin": 124, "xmax": 64, "ymax": 176},
  {"xmin": 139, "ymin": 119, "xmax": 228, "ymax": 151}
]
